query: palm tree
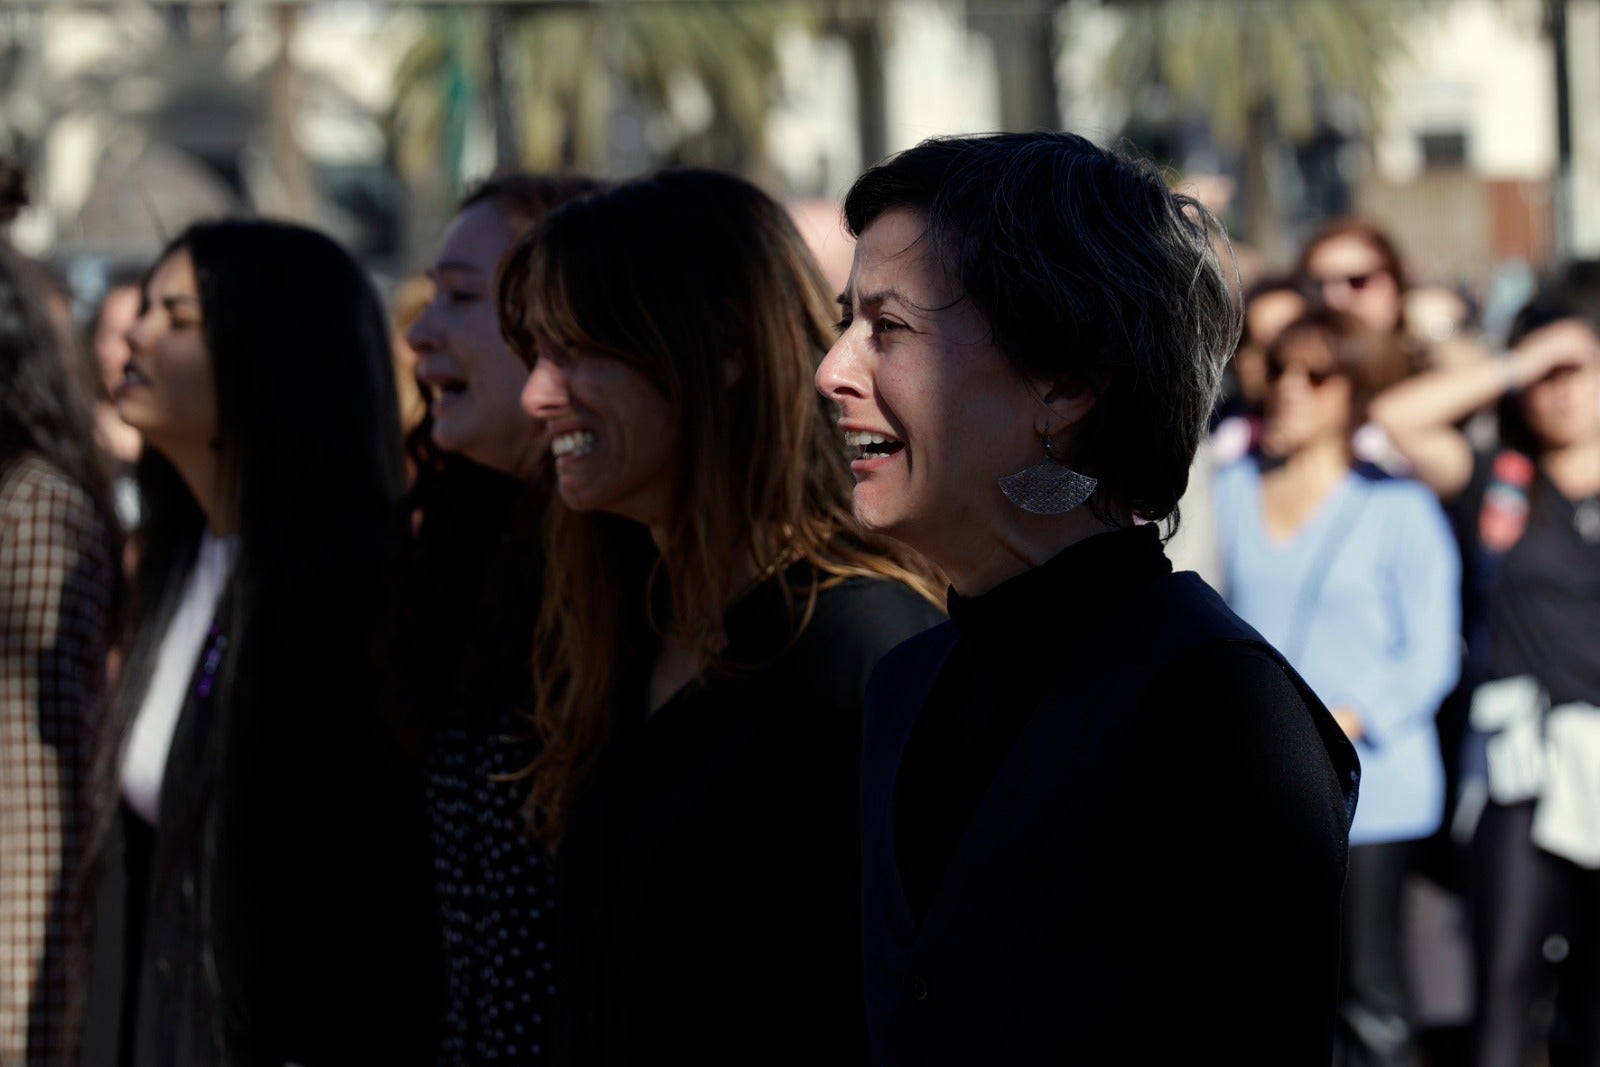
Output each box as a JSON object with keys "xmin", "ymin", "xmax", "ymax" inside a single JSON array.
[
  {"xmin": 386, "ymin": 0, "xmax": 805, "ymax": 190},
  {"xmin": 1087, "ymin": 0, "xmax": 1441, "ymax": 260}
]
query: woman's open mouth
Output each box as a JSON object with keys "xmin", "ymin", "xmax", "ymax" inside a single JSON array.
[{"xmin": 843, "ymin": 429, "xmax": 905, "ymax": 461}]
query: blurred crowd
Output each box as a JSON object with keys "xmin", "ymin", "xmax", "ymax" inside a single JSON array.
[{"xmin": 1, "ymin": 130, "xmax": 1598, "ymax": 1067}]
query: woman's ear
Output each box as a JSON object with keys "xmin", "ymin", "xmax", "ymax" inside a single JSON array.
[
  {"xmin": 722, "ymin": 356, "xmax": 744, "ymax": 389},
  {"xmin": 1033, "ymin": 378, "xmax": 1097, "ymax": 437}
]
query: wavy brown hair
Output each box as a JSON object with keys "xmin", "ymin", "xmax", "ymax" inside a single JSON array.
[{"xmin": 498, "ymin": 168, "xmax": 944, "ymax": 847}]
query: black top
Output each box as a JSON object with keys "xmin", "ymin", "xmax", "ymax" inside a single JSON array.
[
  {"xmin": 1452, "ymin": 451, "xmax": 1600, "ymax": 707},
  {"xmin": 553, "ymin": 568, "xmax": 943, "ymax": 1066},
  {"xmin": 425, "ymin": 714, "xmax": 556, "ymax": 1065},
  {"xmin": 82, "ymin": 601, "xmax": 442, "ymax": 1067},
  {"xmin": 896, "ymin": 525, "xmax": 1170, "ymax": 917},
  {"xmin": 860, "ymin": 527, "xmax": 1359, "ymax": 1064}
]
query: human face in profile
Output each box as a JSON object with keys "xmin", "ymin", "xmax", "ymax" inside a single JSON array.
[
  {"xmin": 520, "ymin": 336, "xmax": 679, "ymax": 535},
  {"xmin": 93, "ymin": 284, "xmax": 142, "ymax": 399},
  {"xmin": 408, "ymin": 200, "xmax": 546, "ymax": 479},
  {"xmin": 815, "ymin": 207, "xmax": 1042, "ymax": 564},
  {"xmin": 118, "ymin": 250, "xmax": 217, "ymax": 457}
]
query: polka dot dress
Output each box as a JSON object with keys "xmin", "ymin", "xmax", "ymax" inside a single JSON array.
[{"xmin": 425, "ymin": 717, "xmax": 557, "ymax": 1065}]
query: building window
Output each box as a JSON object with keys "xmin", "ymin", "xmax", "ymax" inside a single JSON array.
[{"xmin": 1419, "ymin": 131, "xmax": 1468, "ymax": 170}]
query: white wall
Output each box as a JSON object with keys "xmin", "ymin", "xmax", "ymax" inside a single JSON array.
[{"xmin": 1374, "ymin": 0, "xmax": 1555, "ymax": 183}]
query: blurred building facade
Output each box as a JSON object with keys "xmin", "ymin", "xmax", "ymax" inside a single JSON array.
[{"xmin": 2, "ymin": 0, "xmax": 1594, "ymax": 309}]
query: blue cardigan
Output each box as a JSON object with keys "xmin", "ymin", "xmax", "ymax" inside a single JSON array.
[{"xmin": 1216, "ymin": 458, "xmax": 1461, "ymax": 845}]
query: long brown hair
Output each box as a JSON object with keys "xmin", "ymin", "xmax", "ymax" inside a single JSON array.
[{"xmin": 498, "ymin": 168, "xmax": 943, "ymax": 847}]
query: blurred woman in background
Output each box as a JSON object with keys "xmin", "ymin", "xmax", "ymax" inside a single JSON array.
[
  {"xmin": 1371, "ymin": 288, "xmax": 1600, "ymax": 1067},
  {"xmin": 1216, "ymin": 306, "xmax": 1461, "ymax": 1067},
  {"xmin": 1298, "ymin": 219, "xmax": 1410, "ymax": 336},
  {"xmin": 81, "ymin": 265, "xmax": 145, "ymax": 530},
  {"xmin": 76, "ymin": 218, "xmax": 438, "ymax": 1067},
  {"xmin": 0, "ymin": 241, "xmax": 120, "ymax": 1067},
  {"xmin": 507, "ymin": 168, "xmax": 944, "ymax": 1064},
  {"xmin": 396, "ymin": 170, "xmax": 598, "ymax": 1066}
]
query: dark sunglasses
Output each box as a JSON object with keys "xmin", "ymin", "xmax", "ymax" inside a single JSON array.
[
  {"xmin": 1265, "ymin": 360, "xmax": 1342, "ymax": 387},
  {"xmin": 1305, "ymin": 268, "xmax": 1387, "ymax": 294}
]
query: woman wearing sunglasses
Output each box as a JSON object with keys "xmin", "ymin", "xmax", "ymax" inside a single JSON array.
[
  {"xmin": 1216, "ymin": 305, "xmax": 1462, "ymax": 1067},
  {"xmin": 1297, "ymin": 219, "xmax": 1411, "ymax": 342}
]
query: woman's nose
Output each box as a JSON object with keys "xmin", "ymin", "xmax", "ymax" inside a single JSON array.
[
  {"xmin": 521, "ymin": 357, "xmax": 567, "ymax": 419},
  {"xmin": 405, "ymin": 302, "xmax": 439, "ymax": 355},
  {"xmin": 816, "ymin": 335, "xmax": 865, "ymax": 402}
]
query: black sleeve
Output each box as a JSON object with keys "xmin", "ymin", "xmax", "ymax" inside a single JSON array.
[
  {"xmin": 798, "ymin": 579, "xmax": 947, "ymax": 715},
  {"xmin": 1111, "ymin": 641, "xmax": 1351, "ymax": 1064}
]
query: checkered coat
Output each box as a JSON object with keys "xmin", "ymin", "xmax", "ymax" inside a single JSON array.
[{"xmin": 0, "ymin": 456, "xmax": 116, "ymax": 1066}]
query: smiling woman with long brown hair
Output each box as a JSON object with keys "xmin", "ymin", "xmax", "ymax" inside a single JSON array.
[{"xmin": 501, "ymin": 167, "xmax": 943, "ymax": 1064}]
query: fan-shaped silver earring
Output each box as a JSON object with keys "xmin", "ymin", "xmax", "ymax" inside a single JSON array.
[{"xmin": 998, "ymin": 436, "xmax": 1097, "ymax": 515}]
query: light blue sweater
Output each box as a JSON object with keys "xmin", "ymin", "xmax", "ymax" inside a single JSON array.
[{"xmin": 1215, "ymin": 459, "xmax": 1462, "ymax": 846}]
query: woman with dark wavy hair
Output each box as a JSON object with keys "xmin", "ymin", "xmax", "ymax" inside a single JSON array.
[
  {"xmin": 0, "ymin": 240, "xmax": 120, "ymax": 1067},
  {"xmin": 76, "ymin": 219, "xmax": 438, "ymax": 1067},
  {"xmin": 396, "ymin": 170, "xmax": 599, "ymax": 1065},
  {"xmin": 817, "ymin": 132, "xmax": 1361, "ymax": 1063},
  {"xmin": 505, "ymin": 168, "xmax": 944, "ymax": 1064}
]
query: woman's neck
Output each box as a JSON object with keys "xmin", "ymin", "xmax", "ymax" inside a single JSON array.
[
  {"xmin": 1542, "ymin": 437, "xmax": 1600, "ymax": 499},
  {"xmin": 1263, "ymin": 435, "xmax": 1352, "ymax": 484},
  {"xmin": 940, "ymin": 501, "xmax": 1124, "ymax": 598},
  {"xmin": 94, "ymin": 402, "xmax": 143, "ymax": 464},
  {"xmin": 164, "ymin": 442, "xmax": 237, "ymax": 538},
  {"xmin": 1257, "ymin": 436, "xmax": 1352, "ymax": 541}
]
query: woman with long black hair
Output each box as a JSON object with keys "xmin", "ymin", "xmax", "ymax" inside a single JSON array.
[{"xmin": 76, "ymin": 218, "xmax": 438, "ymax": 1067}]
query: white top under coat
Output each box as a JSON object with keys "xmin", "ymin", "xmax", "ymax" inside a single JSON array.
[{"xmin": 120, "ymin": 531, "xmax": 239, "ymax": 825}]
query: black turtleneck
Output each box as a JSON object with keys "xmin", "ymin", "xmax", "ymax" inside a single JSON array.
[
  {"xmin": 895, "ymin": 524, "xmax": 1171, "ymax": 917},
  {"xmin": 865, "ymin": 523, "xmax": 1358, "ymax": 1064}
]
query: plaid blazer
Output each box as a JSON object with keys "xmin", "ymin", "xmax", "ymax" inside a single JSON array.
[{"xmin": 0, "ymin": 456, "xmax": 116, "ymax": 1066}]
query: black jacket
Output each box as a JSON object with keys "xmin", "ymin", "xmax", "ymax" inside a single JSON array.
[
  {"xmin": 554, "ymin": 571, "xmax": 943, "ymax": 1066},
  {"xmin": 80, "ymin": 602, "xmax": 442, "ymax": 1067},
  {"xmin": 860, "ymin": 559, "xmax": 1360, "ymax": 1065}
]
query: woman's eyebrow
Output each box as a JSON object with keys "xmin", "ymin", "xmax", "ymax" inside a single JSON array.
[{"xmin": 842, "ymin": 288, "xmax": 907, "ymax": 310}]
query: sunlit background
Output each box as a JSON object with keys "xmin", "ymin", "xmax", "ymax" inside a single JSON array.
[{"xmin": 3, "ymin": 0, "xmax": 1596, "ymax": 327}]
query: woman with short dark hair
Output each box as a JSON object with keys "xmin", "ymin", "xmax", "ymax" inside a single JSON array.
[{"xmin": 817, "ymin": 131, "xmax": 1361, "ymax": 1063}]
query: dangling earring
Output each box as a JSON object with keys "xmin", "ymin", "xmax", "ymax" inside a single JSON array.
[{"xmin": 998, "ymin": 435, "xmax": 1097, "ymax": 515}]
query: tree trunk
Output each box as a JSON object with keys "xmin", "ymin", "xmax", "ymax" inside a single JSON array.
[
  {"xmin": 486, "ymin": 5, "xmax": 519, "ymax": 171},
  {"xmin": 841, "ymin": 9, "xmax": 887, "ymax": 168},
  {"xmin": 1243, "ymin": 101, "xmax": 1284, "ymax": 267},
  {"xmin": 968, "ymin": 0, "xmax": 1061, "ymax": 133}
]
